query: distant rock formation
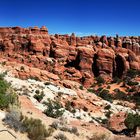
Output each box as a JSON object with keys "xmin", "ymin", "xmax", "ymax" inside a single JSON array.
[{"xmin": 0, "ymin": 26, "xmax": 139, "ymax": 87}]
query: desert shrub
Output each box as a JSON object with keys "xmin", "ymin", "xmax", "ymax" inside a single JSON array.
[
  {"xmin": 0, "ymin": 75, "xmax": 10, "ymax": 94},
  {"xmin": 69, "ymin": 126, "xmax": 79, "ymax": 135},
  {"xmin": 0, "ymin": 93, "xmax": 13, "ymax": 109},
  {"xmin": 97, "ymin": 89, "xmax": 113, "ymax": 102},
  {"xmin": 35, "ymin": 89, "xmax": 40, "ymax": 94},
  {"xmin": 88, "ymin": 133, "xmax": 108, "ymax": 140},
  {"xmin": 97, "ymin": 87, "xmax": 103, "ymax": 92},
  {"xmin": 83, "ymin": 106, "xmax": 88, "ymax": 112},
  {"xmin": 0, "ymin": 74, "xmax": 18, "ymax": 109},
  {"xmin": 50, "ymin": 121, "xmax": 59, "ymax": 129},
  {"xmin": 104, "ymin": 105, "xmax": 111, "ymax": 110},
  {"xmin": 107, "ymin": 85, "xmax": 111, "ymax": 89},
  {"xmin": 105, "ymin": 110, "xmax": 112, "ymax": 118},
  {"xmin": 101, "ymin": 119, "xmax": 108, "ymax": 125},
  {"xmin": 54, "ymin": 133, "xmax": 69, "ymax": 140},
  {"xmin": 124, "ymin": 113, "xmax": 140, "ymax": 135},
  {"xmin": 76, "ymin": 116, "xmax": 81, "ymax": 120},
  {"xmin": 4, "ymin": 111, "xmax": 52, "ymax": 140},
  {"xmin": 112, "ymin": 77, "xmax": 122, "ymax": 84},
  {"xmin": 127, "ymin": 81, "xmax": 139, "ymax": 86},
  {"xmin": 131, "ymin": 92, "xmax": 140, "ymax": 106},
  {"xmin": 0, "ymin": 93, "xmax": 17, "ymax": 109},
  {"xmin": 44, "ymin": 99, "xmax": 64, "ymax": 118},
  {"xmin": 44, "ymin": 81, "xmax": 51, "ymax": 85},
  {"xmin": 33, "ymin": 92, "xmax": 45, "ymax": 102},
  {"xmin": 20, "ymin": 66, "xmax": 25, "ymax": 71},
  {"xmin": 51, "ymin": 119, "xmax": 79, "ymax": 135},
  {"xmin": 22, "ymin": 117, "xmax": 50, "ymax": 140},
  {"xmin": 65, "ymin": 101, "xmax": 74, "ymax": 112},
  {"xmin": 113, "ymin": 89, "xmax": 127, "ymax": 100},
  {"xmin": 57, "ymin": 91, "xmax": 64, "ymax": 97},
  {"xmin": 1, "ymin": 61, "xmax": 6, "ymax": 66},
  {"xmin": 96, "ymin": 76, "xmax": 105, "ymax": 84},
  {"xmin": 126, "ymin": 88, "xmax": 136, "ymax": 93},
  {"xmin": 126, "ymin": 69, "xmax": 139, "ymax": 78},
  {"xmin": 79, "ymin": 85, "xmax": 83, "ymax": 90},
  {"xmin": 87, "ymin": 88, "xmax": 95, "ymax": 93},
  {"xmin": 72, "ymin": 97, "xmax": 77, "ymax": 100},
  {"xmin": 3, "ymin": 110, "xmax": 25, "ymax": 132},
  {"xmin": 45, "ymin": 127, "xmax": 55, "ymax": 137},
  {"xmin": 29, "ymin": 76, "xmax": 40, "ymax": 81}
]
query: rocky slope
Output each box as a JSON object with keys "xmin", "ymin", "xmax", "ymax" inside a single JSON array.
[
  {"xmin": 0, "ymin": 62, "xmax": 139, "ymax": 140},
  {"xmin": 0, "ymin": 26, "xmax": 140, "ymax": 140},
  {"xmin": 0, "ymin": 26, "xmax": 139, "ymax": 87}
]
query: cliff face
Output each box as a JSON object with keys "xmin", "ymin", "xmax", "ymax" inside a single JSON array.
[{"xmin": 0, "ymin": 26, "xmax": 140, "ymax": 87}]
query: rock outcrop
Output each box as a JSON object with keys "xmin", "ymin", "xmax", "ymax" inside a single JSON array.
[{"xmin": 0, "ymin": 26, "xmax": 140, "ymax": 87}]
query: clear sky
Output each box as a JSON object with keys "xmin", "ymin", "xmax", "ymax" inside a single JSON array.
[{"xmin": 0, "ymin": 0, "xmax": 140, "ymax": 36}]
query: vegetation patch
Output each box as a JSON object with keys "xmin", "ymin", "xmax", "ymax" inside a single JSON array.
[
  {"xmin": 124, "ymin": 113, "xmax": 140, "ymax": 136},
  {"xmin": 44, "ymin": 99, "xmax": 64, "ymax": 118},
  {"xmin": 3, "ymin": 111, "xmax": 53, "ymax": 140},
  {"xmin": 0, "ymin": 74, "xmax": 18, "ymax": 109},
  {"xmin": 33, "ymin": 92, "xmax": 45, "ymax": 102}
]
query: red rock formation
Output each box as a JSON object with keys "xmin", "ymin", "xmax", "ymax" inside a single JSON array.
[
  {"xmin": 108, "ymin": 112, "xmax": 127, "ymax": 132},
  {"xmin": 0, "ymin": 26, "xmax": 139, "ymax": 87}
]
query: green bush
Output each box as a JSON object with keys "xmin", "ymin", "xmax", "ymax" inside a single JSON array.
[
  {"xmin": 44, "ymin": 82, "xmax": 51, "ymax": 85},
  {"xmin": 0, "ymin": 74, "xmax": 18, "ymax": 109},
  {"xmin": 106, "ymin": 85, "xmax": 111, "ymax": 89},
  {"xmin": 79, "ymin": 85, "xmax": 83, "ymax": 90},
  {"xmin": 0, "ymin": 75, "xmax": 10, "ymax": 94},
  {"xmin": 65, "ymin": 101, "xmax": 73, "ymax": 112},
  {"xmin": 87, "ymin": 88, "xmax": 95, "ymax": 93},
  {"xmin": 97, "ymin": 87, "xmax": 103, "ymax": 92},
  {"xmin": 1, "ymin": 61, "xmax": 6, "ymax": 66},
  {"xmin": 97, "ymin": 89, "xmax": 112, "ymax": 102},
  {"xmin": 35, "ymin": 89, "xmax": 40, "ymax": 94},
  {"xmin": 22, "ymin": 117, "xmax": 51, "ymax": 140},
  {"xmin": 126, "ymin": 69, "xmax": 139, "ymax": 78},
  {"xmin": 104, "ymin": 105, "xmax": 111, "ymax": 110},
  {"xmin": 124, "ymin": 113, "xmax": 140, "ymax": 135},
  {"xmin": 127, "ymin": 81, "xmax": 139, "ymax": 86},
  {"xmin": 131, "ymin": 92, "xmax": 140, "ymax": 106},
  {"xmin": 44, "ymin": 99, "xmax": 64, "ymax": 118},
  {"xmin": 126, "ymin": 88, "xmax": 136, "ymax": 93},
  {"xmin": 20, "ymin": 66, "xmax": 25, "ymax": 71},
  {"xmin": 101, "ymin": 119, "xmax": 108, "ymax": 125},
  {"xmin": 29, "ymin": 76, "xmax": 40, "ymax": 81},
  {"xmin": 0, "ymin": 93, "xmax": 15, "ymax": 109},
  {"xmin": 96, "ymin": 76, "xmax": 105, "ymax": 84},
  {"xmin": 113, "ymin": 89, "xmax": 127, "ymax": 100},
  {"xmin": 34, "ymin": 92, "xmax": 45, "ymax": 102},
  {"xmin": 105, "ymin": 110, "xmax": 112, "ymax": 118},
  {"xmin": 112, "ymin": 77, "xmax": 122, "ymax": 84}
]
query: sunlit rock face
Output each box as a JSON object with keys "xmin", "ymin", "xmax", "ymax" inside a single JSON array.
[{"xmin": 0, "ymin": 26, "xmax": 139, "ymax": 87}]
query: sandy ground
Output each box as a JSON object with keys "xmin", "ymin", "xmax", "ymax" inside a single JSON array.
[{"xmin": 19, "ymin": 95, "xmax": 113, "ymax": 140}]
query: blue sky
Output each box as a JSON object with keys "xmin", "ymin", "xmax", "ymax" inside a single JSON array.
[{"xmin": 0, "ymin": 0, "xmax": 140, "ymax": 36}]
